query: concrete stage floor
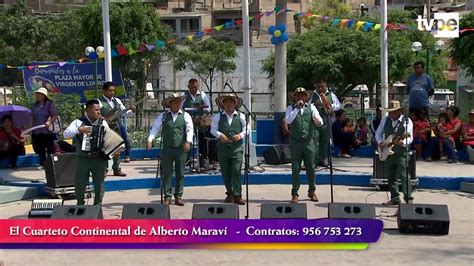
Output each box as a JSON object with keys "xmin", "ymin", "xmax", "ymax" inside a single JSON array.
[{"xmin": 0, "ymin": 158, "xmax": 473, "ymax": 265}]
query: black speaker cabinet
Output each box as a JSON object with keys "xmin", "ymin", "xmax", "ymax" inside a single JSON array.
[
  {"xmin": 398, "ymin": 204, "xmax": 450, "ymax": 235},
  {"xmin": 51, "ymin": 205, "xmax": 103, "ymax": 219},
  {"xmin": 263, "ymin": 145, "xmax": 291, "ymax": 165},
  {"xmin": 328, "ymin": 203, "xmax": 376, "ymax": 219},
  {"xmin": 373, "ymin": 151, "xmax": 416, "ymax": 180},
  {"xmin": 192, "ymin": 204, "xmax": 239, "ymax": 219},
  {"xmin": 260, "ymin": 203, "xmax": 307, "ymax": 219},
  {"xmin": 121, "ymin": 204, "xmax": 170, "ymax": 219},
  {"xmin": 45, "ymin": 153, "xmax": 77, "ymax": 188}
]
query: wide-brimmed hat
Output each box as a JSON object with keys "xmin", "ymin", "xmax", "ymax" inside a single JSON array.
[
  {"xmin": 288, "ymin": 87, "xmax": 311, "ymax": 101},
  {"xmin": 215, "ymin": 93, "xmax": 243, "ymax": 109},
  {"xmin": 469, "ymin": 109, "xmax": 474, "ymax": 115},
  {"xmin": 162, "ymin": 93, "xmax": 184, "ymax": 108},
  {"xmin": 383, "ymin": 100, "xmax": 403, "ymax": 112},
  {"xmin": 34, "ymin": 87, "xmax": 48, "ymax": 98}
]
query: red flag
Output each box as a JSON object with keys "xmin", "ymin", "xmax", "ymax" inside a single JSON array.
[
  {"xmin": 235, "ymin": 19, "xmax": 243, "ymax": 25},
  {"xmin": 204, "ymin": 28, "xmax": 213, "ymax": 34},
  {"xmin": 116, "ymin": 44, "xmax": 128, "ymax": 55}
]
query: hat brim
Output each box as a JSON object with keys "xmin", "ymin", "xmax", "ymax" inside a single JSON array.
[
  {"xmin": 35, "ymin": 91, "xmax": 48, "ymax": 98},
  {"xmin": 383, "ymin": 106, "xmax": 403, "ymax": 112},
  {"xmin": 215, "ymin": 95, "xmax": 243, "ymax": 110},
  {"xmin": 162, "ymin": 96, "xmax": 185, "ymax": 108},
  {"xmin": 288, "ymin": 90, "xmax": 312, "ymax": 101}
]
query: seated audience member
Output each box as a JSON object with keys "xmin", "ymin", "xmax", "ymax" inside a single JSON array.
[
  {"xmin": 463, "ymin": 109, "xmax": 474, "ymax": 163},
  {"xmin": 355, "ymin": 117, "xmax": 369, "ymax": 145},
  {"xmin": 412, "ymin": 109, "xmax": 432, "ymax": 160},
  {"xmin": 0, "ymin": 115, "xmax": 26, "ymax": 169},
  {"xmin": 370, "ymin": 105, "xmax": 382, "ymax": 147},
  {"xmin": 446, "ymin": 106, "xmax": 463, "ymax": 150},
  {"xmin": 332, "ymin": 110, "xmax": 361, "ymax": 158},
  {"xmin": 436, "ymin": 112, "xmax": 455, "ymax": 161}
]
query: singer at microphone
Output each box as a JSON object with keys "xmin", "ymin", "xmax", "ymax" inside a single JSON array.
[{"xmin": 181, "ymin": 78, "xmax": 211, "ymax": 116}]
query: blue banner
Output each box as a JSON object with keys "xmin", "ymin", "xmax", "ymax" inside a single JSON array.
[{"xmin": 22, "ymin": 62, "xmax": 125, "ymax": 102}]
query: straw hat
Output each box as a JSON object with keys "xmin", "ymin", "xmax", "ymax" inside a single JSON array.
[
  {"xmin": 215, "ymin": 93, "xmax": 243, "ymax": 109},
  {"xmin": 383, "ymin": 100, "xmax": 403, "ymax": 112},
  {"xmin": 161, "ymin": 93, "xmax": 184, "ymax": 108},
  {"xmin": 34, "ymin": 87, "xmax": 48, "ymax": 98},
  {"xmin": 288, "ymin": 87, "xmax": 311, "ymax": 101},
  {"xmin": 469, "ymin": 109, "xmax": 474, "ymax": 115}
]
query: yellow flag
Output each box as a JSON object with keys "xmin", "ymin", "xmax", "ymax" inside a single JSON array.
[
  {"xmin": 356, "ymin": 21, "xmax": 366, "ymax": 30},
  {"xmin": 187, "ymin": 35, "xmax": 193, "ymax": 42}
]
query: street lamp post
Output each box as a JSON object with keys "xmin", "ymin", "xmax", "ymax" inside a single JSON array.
[
  {"xmin": 85, "ymin": 46, "xmax": 105, "ymax": 99},
  {"xmin": 411, "ymin": 40, "xmax": 445, "ymax": 75}
]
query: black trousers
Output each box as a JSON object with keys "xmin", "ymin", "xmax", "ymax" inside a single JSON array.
[
  {"xmin": 0, "ymin": 144, "xmax": 25, "ymax": 167},
  {"xmin": 32, "ymin": 133, "xmax": 55, "ymax": 166}
]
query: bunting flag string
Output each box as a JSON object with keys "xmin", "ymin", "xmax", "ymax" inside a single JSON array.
[{"xmin": 1, "ymin": 6, "xmax": 470, "ymax": 71}]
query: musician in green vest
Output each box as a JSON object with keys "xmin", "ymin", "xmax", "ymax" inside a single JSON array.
[
  {"xmin": 63, "ymin": 99, "xmax": 109, "ymax": 205},
  {"xmin": 286, "ymin": 87, "xmax": 323, "ymax": 203},
  {"xmin": 99, "ymin": 81, "xmax": 135, "ymax": 177},
  {"xmin": 210, "ymin": 94, "xmax": 249, "ymax": 205},
  {"xmin": 181, "ymin": 78, "xmax": 211, "ymax": 116},
  {"xmin": 147, "ymin": 93, "xmax": 194, "ymax": 206},
  {"xmin": 310, "ymin": 80, "xmax": 341, "ymax": 167},
  {"xmin": 375, "ymin": 100, "xmax": 414, "ymax": 205}
]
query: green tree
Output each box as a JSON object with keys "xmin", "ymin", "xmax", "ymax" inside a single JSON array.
[
  {"xmin": 302, "ymin": 0, "xmax": 353, "ymax": 29},
  {"xmin": 450, "ymin": 11, "xmax": 474, "ymax": 76},
  {"xmin": 173, "ymin": 38, "xmax": 237, "ymax": 110},
  {"xmin": 262, "ymin": 10, "xmax": 446, "ymax": 98}
]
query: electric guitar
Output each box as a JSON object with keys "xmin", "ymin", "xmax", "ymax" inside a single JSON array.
[{"xmin": 377, "ymin": 133, "xmax": 411, "ymax": 161}]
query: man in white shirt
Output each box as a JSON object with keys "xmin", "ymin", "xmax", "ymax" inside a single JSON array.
[
  {"xmin": 99, "ymin": 81, "xmax": 135, "ymax": 177},
  {"xmin": 63, "ymin": 99, "xmax": 109, "ymax": 205},
  {"xmin": 146, "ymin": 93, "xmax": 193, "ymax": 206},
  {"xmin": 210, "ymin": 93, "xmax": 249, "ymax": 205},
  {"xmin": 181, "ymin": 78, "xmax": 211, "ymax": 116},
  {"xmin": 375, "ymin": 100, "xmax": 414, "ymax": 206},
  {"xmin": 310, "ymin": 80, "xmax": 341, "ymax": 167},
  {"xmin": 286, "ymin": 87, "xmax": 323, "ymax": 203}
]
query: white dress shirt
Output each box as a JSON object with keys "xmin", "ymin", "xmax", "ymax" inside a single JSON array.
[
  {"xmin": 210, "ymin": 110, "xmax": 249, "ymax": 140},
  {"xmin": 375, "ymin": 114, "xmax": 414, "ymax": 146},
  {"xmin": 311, "ymin": 90, "xmax": 342, "ymax": 111},
  {"xmin": 63, "ymin": 115, "xmax": 109, "ymax": 139},
  {"xmin": 180, "ymin": 90, "xmax": 211, "ymax": 113},
  {"xmin": 99, "ymin": 96, "xmax": 134, "ymax": 117},
  {"xmin": 147, "ymin": 110, "xmax": 194, "ymax": 143},
  {"xmin": 285, "ymin": 103, "xmax": 324, "ymax": 126}
]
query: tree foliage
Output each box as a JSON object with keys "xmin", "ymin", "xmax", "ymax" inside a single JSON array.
[
  {"xmin": 450, "ymin": 11, "xmax": 474, "ymax": 76},
  {"xmin": 261, "ymin": 10, "xmax": 446, "ymax": 97},
  {"xmin": 302, "ymin": 0, "xmax": 353, "ymax": 29}
]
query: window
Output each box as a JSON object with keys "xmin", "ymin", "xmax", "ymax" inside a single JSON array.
[
  {"xmin": 161, "ymin": 19, "xmax": 177, "ymax": 32},
  {"xmin": 181, "ymin": 18, "xmax": 200, "ymax": 33}
]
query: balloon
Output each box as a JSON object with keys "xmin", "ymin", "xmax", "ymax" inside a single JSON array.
[
  {"xmin": 96, "ymin": 46, "xmax": 105, "ymax": 58},
  {"xmin": 271, "ymin": 36, "xmax": 280, "ymax": 45},
  {"xmin": 280, "ymin": 32, "xmax": 289, "ymax": 42},
  {"xmin": 268, "ymin": 25, "xmax": 277, "ymax": 35},
  {"xmin": 274, "ymin": 30, "xmax": 282, "ymax": 38},
  {"xmin": 276, "ymin": 24, "xmax": 286, "ymax": 33}
]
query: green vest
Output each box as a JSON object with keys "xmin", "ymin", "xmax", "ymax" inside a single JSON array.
[
  {"xmin": 73, "ymin": 117, "xmax": 106, "ymax": 158},
  {"xmin": 183, "ymin": 91, "xmax": 204, "ymax": 117},
  {"xmin": 99, "ymin": 96, "xmax": 120, "ymax": 130},
  {"xmin": 383, "ymin": 115, "xmax": 408, "ymax": 154},
  {"xmin": 290, "ymin": 105, "xmax": 314, "ymax": 142},
  {"xmin": 311, "ymin": 91, "xmax": 333, "ymax": 119},
  {"xmin": 217, "ymin": 112, "xmax": 243, "ymax": 153},
  {"xmin": 162, "ymin": 112, "xmax": 186, "ymax": 149}
]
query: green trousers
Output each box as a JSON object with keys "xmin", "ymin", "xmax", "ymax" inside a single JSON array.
[
  {"xmin": 75, "ymin": 156, "xmax": 108, "ymax": 205},
  {"xmin": 385, "ymin": 148, "xmax": 413, "ymax": 203},
  {"xmin": 161, "ymin": 147, "xmax": 188, "ymax": 199},
  {"xmin": 290, "ymin": 139, "xmax": 316, "ymax": 196},
  {"xmin": 217, "ymin": 149, "xmax": 243, "ymax": 197},
  {"xmin": 314, "ymin": 124, "xmax": 330, "ymax": 165}
]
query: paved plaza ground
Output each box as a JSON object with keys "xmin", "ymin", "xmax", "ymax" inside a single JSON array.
[{"xmin": 0, "ymin": 158, "xmax": 473, "ymax": 265}]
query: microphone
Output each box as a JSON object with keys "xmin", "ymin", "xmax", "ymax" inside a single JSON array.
[{"xmin": 224, "ymin": 78, "xmax": 230, "ymax": 90}]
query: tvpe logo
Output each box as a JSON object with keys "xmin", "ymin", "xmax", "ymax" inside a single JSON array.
[{"xmin": 417, "ymin": 13, "xmax": 459, "ymax": 38}]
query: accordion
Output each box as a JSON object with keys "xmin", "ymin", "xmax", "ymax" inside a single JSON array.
[{"xmin": 82, "ymin": 126, "xmax": 125, "ymax": 159}]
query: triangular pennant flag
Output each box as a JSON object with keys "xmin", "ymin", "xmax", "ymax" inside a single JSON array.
[
  {"xmin": 214, "ymin": 24, "xmax": 225, "ymax": 31},
  {"xmin": 111, "ymin": 48, "xmax": 119, "ymax": 57},
  {"xmin": 195, "ymin": 31, "xmax": 205, "ymax": 38},
  {"xmin": 304, "ymin": 12, "xmax": 314, "ymax": 17},
  {"xmin": 138, "ymin": 45, "xmax": 147, "ymax": 53},
  {"xmin": 256, "ymin": 13, "xmax": 264, "ymax": 19},
  {"xmin": 265, "ymin": 10, "xmax": 274, "ymax": 16},
  {"xmin": 374, "ymin": 24, "xmax": 381, "ymax": 30},
  {"xmin": 340, "ymin": 19, "xmax": 349, "ymax": 27},
  {"xmin": 235, "ymin": 19, "xmax": 242, "ymax": 25},
  {"xmin": 116, "ymin": 44, "xmax": 128, "ymax": 55},
  {"xmin": 167, "ymin": 39, "xmax": 176, "ymax": 44},
  {"xmin": 128, "ymin": 46, "xmax": 137, "ymax": 55},
  {"xmin": 274, "ymin": 6, "xmax": 281, "ymax": 13},
  {"xmin": 347, "ymin": 19, "xmax": 355, "ymax": 28},
  {"xmin": 276, "ymin": 8, "xmax": 286, "ymax": 15},
  {"xmin": 68, "ymin": 60, "xmax": 76, "ymax": 64},
  {"xmin": 38, "ymin": 65, "xmax": 49, "ymax": 68},
  {"xmin": 363, "ymin": 22, "xmax": 375, "ymax": 31},
  {"xmin": 6, "ymin": 65, "xmax": 14, "ymax": 69},
  {"xmin": 224, "ymin": 21, "xmax": 233, "ymax": 28},
  {"xmin": 17, "ymin": 66, "xmax": 25, "ymax": 70},
  {"xmin": 249, "ymin": 16, "xmax": 254, "ymax": 21},
  {"xmin": 331, "ymin": 19, "xmax": 341, "ymax": 27},
  {"xmin": 295, "ymin": 12, "xmax": 303, "ymax": 17},
  {"xmin": 156, "ymin": 40, "xmax": 166, "ymax": 48},
  {"xmin": 356, "ymin": 21, "xmax": 366, "ymax": 30},
  {"xmin": 59, "ymin": 62, "xmax": 68, "ymax": 67},
  {"xmin": 204, "ymin": 28, "xmax": 213, "ymax": 34},
  {"xmin": 27, "ymin": 66, "xmax": 35, "ymax": 70},
  {"xmin": 145, "ymin": 44, "xmax": 156, "ymax": 51},
  {"xmin": 187, "ymin": 35, "xmax": 193, "ymax": 42}
]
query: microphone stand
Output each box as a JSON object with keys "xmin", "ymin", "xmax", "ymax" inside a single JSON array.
[
  {"xmin": 155, "ymin": 112, "xmax": 166, "ymax": 205},
  {"xmin": 324, "ymin": 110, "xmax": 335, "ymax": 203},
  {"xmin": 224, "ymin": 80, "xmax": 255, "ymax": 219},
  {"xmin": 404, "ymin": 114, "xmax": 410, "ymax": 204}
]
